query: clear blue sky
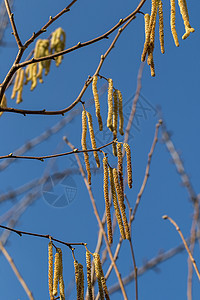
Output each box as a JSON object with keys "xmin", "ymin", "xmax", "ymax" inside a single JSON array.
[{"xmin": 0, "ymin": 0, "xmax": 200, "ymax": 299}]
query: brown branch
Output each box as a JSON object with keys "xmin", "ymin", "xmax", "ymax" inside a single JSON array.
[
  {"xmin": 0, "ymin": 139, "xmax": 115, "ymax": 161},
  {"xmin": 131, "ymin": 119, "xmax": 162, "ymax": 221},
  {"xmin": 0, "ymin": 241, "xmax": 34, "ymax": 300},
  {"xmin": 187, "ymin": 199, "xmax": 200, "ymax": 300},
  {"xmin": 0, "ymin": 0, "xmax": 78, "ymax": 102},
  {"xmin": 0, "ymin": 0, "xmax": 147, "ymax": 115},
  {"xmin": 162, "ymin": 215, "xmax": 200, "ymax": 281},
  {"xmin": 0, "ymin": 224, "xmax": 85, "ymax": 250},
  {"xmin": 4, "ymin": 0, "xmax": 22, "ymax": 48},
  {"xmin": 64, "ymin": 137, "xmax": 128, "ymax": 300}
]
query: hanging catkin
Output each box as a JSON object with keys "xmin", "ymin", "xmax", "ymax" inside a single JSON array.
[
  {"xmin": 48, "ymin": 242, "xmax": 54, "ymax": 300},
  {"xmin": 116, "ymin": 90, "xmax": 124, "ymax": 136},
  {"xmin": 158, "ymin": 0, "xmax": 165, "ymax": 54},
  {"xmin": 113, "ymin": 168, "xmax": 130, "ymax": 240},
  {"xmin": 178, "ymin": 0, "xmax": 195, "ymax": 40},
  {"xmin": 123, "ymin": 143, "xmax": 133, "ymax": 189},
  {"xmin": 112, "ymin": 90, "xmax": 118, "ymax": 156},
  {"xmin": 74, "ymin": 260, "xmax": 84, "ymax": 300},
  {"xmin": 170, "ymin": 0, "xmax": 179, "ymax": 46},
  {"xmin": 11, "ymin": 68, "xmax": 25, "ymax": 104},
  {"xmin": 81, "ymin": 110, "xmax": 91, "ymax": 185},
  {"xmin": 107, "ymin": 78, "xmax": 113, "ymax": 131},
  {"xmin": 109, "ymin": 166, "xmax": 126, "ymax": 239},
  {"xmin": 141, "ymin": 0, "xmax": 158, "ymax": 62},
  {"xmin": 93, "ymin": 253, "xmax": 109, "ymax": 300},
  {"xmin": 103, "ymin": 156, "xmax": 113, "ymax": 244},
  {"xmin": 86, "ymin": 111, "xmax": 100, "ymax": 168},
  {"xmin": 0, "ymin": 95, "xmax": 7, "ymax": 117},
  {"xmin": 86, "ymin": 250, "xmax": 93, "ymax": 300},
  {"xmin": 117, "ymin": 143, "xmax": 124, "ymax": 196},
  {"xmin": 58, "ymin": 248, "xmax": 65, "ymax": 300},
  {"xmin": 53, "ymin": 250, "xmax": 61, "ymax": 296},
  {"xmin": 92, "ymin": 75, "xmax": 103, "ymax": 131}
]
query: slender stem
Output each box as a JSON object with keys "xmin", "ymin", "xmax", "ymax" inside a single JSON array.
[
  {"xmin": 0, "ymin": 0, "xmax": 147, "ymax": 115},
  {"xmin": 0, "ymin": 139, "xmax": 115, "ymax": 161},
  {"xmin": 0, "ymin": 224, "xmax": 85, "ymax": 250},
  {"xmin": 131, "ymin": 120, "xmax": 162, "ymax": 221},
  {"xmin": 162, "ymin": 215, "xmax": 200, "ymax": 281},
  {"xmin": 0, "ymin": 241, "xmax": 34, "ymax": 300},
  {"xmin": 4, "ymin": 0, "xmax": 22, "ymax": 48}
]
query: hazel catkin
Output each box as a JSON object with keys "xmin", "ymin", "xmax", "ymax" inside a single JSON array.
[
  {"xmin": 107, "ymin": 78, "xmax": 113, "ymax": 131},
  {"xmin": 109, "ymin": 166, "xmax": 126, "ymax": 239},
  {"xmin": 81, "ymin": 110, "xmax": 91, "ymax": 185},
  {"xmin": 103, "ymin": 156, "xmax": 113, "ymax": 244},
  {"xmin": 86, "ymin": 111, "xmax": 100, "ymax": 168},
  {"xmin": 123, "ymin": 143, "xmax": 133, "ymax": 189},
  {"xmin": 92, "ymin": 75, "xmax": 103, "ymax": 131},
  {"xmin": 48, "ymin": 242, "xmax": 54, "ymax": 300},
  {"xmin": 86, "ymin": 250, "xmax": 93, "ymax": 300}
]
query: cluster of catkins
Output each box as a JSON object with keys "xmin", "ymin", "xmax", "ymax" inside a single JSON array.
[
  {"xmin": 48, "ymin": 242, "xmax": 65, "ymax": 300},
  {"xmin": 81, "ymin": 76, "xmax": 125, "ymax": 185},
  {"xmin": 11, "ymin": 27, "xmax": 66, "ymax": 104},
  {"xmin": 103, "ymin": 142, "xmax": 132, "ymax": 244},
  {"xmin": 141, "ymin": 0, "xmax": 195, "ymax": 76},
  {"xmin": 48, "ymin": 242, "xmax": 110, "ymax": 300}
]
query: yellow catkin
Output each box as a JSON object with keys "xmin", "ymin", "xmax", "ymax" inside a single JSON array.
[
  {"xmin": 0, "ymin": 94, "xmax": 7, "ymax": 117},
  {"xmin": 51, "ymin": 27, "xmax": 66, "ymax": 66},
  {"xmin": 81, "ymin": 110, "xmax": 91, "ymax": 185},
  {"xmin": 86, "ymin": 250, "xmax": 93, "ymax": 300},
  {"xmin": 113, "ymin": 168, "xmax": 130, "ymax": 240},
  {"xmin": 178, "ymin": 0, "xmax": 195, "ymax": 40},
  {"xmin": 92, "ymin": 75, "xmax": 103, "ymax": 131},
  {"xmin": 116, "ymin": 90, "xmax": 124, "ymax": 136},
  {"xmin": 158, "ymin": 0, "xmax": 165, "ymax": 54},
  {"xmin": 53, "ymin": 251, "xmax": 60, "ymax": 296},
  {"xmin": 86, "ymin": 111, "xmax": 100, "ymax": 168},
  {"xmin": 11, "ymin": 68, "xmax": 25, "ymax": 103},
  {"xmin": 79, "ymin": 264, "xmax": 84, "ymax": 300},
  {"xmin": 107, "ymin": 78, "xmax": 113, "ymax": 131},
  {"xmin": 123, "ymin": 143, "xmax": 132, "ymax": 189},
  {"xmin": 170, "ymin": 0, "xmax": 179, "ymax": 46},
  {"xmin": 101, "ymin": 276, "xmax": 110, "ymax": 300},
  {"xmin": 93, "ymin": 253, "xmax": 106, "ymax": 300},
  {"xmin": 112, "ymin": 90, "xmax": 118, "ymax": 134},
  {"xmin": 109, "ymin": 166, "xmax": 126, "ymax": 239},
  {"xmin": 74, "ymin": 260, "xmax": 84, "ymax": 300},
  {"xmin": 148, "ymin": 1, "xmax": 158, "ymax": 77},
  {"xmin": 103, "ymin": 156, "xmax": 113, "ymax": 244},
  {"xmin": 48, "ymin": 242, "xmax": 54, "ymax": 300},
  {"xmin": 117, "ymin": 143, "xmax": 124, "ymax": 196},
  {"xmin": 141, "ymin": 0, "xmax": 158, "ymax": 62},
  {"xmin": 112, "ymin": 90, "xmax": 118, "ymax": 156},
  {"xmin": 16, "ymin": 69, "xmax": 25, "ymax": 104},
  {"xmin": 144, "ymin": 14, "xmax": 155, "ymax": 76},
  {"xmin": 58, "ymin": 248, "xmax": 65, "ymax": 300}
]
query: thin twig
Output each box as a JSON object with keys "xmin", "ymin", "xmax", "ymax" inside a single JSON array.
[
  {"xmin": 4, "ymin": 0, "xmax": 22, "ymax": 48},
  {"xmin": 162, "ymin": 215, "xmax": 200, "ymax": 281},
  {"xmin": 0, "ymin": 241, "xmax": 34, "ymax": 300},
  {"xmin": 108, "ymin": 233, "xmax": 200, "ymax": 295},
  {"xmin": 0, "ymin": 139, "xmax": 115, "ymax": 161},
  {"xmin": 0, "ymin": 224, "xmax": 85, "ymax": 250},
  {"xmin": 187, "ymin": 200, "xmax": 199, "ymax": 300},
  {"xmin": 0, "ymin": 0, "xmax": 146, "ymax": 114},
  {"xmin": 131, "ymin": 119, "xmax": 163, "ymax": 221}
]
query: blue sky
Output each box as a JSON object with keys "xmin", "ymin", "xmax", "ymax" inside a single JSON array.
[{"xmin": 0, "ymin": 0, "xmax": 200, "ymax": 299}]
